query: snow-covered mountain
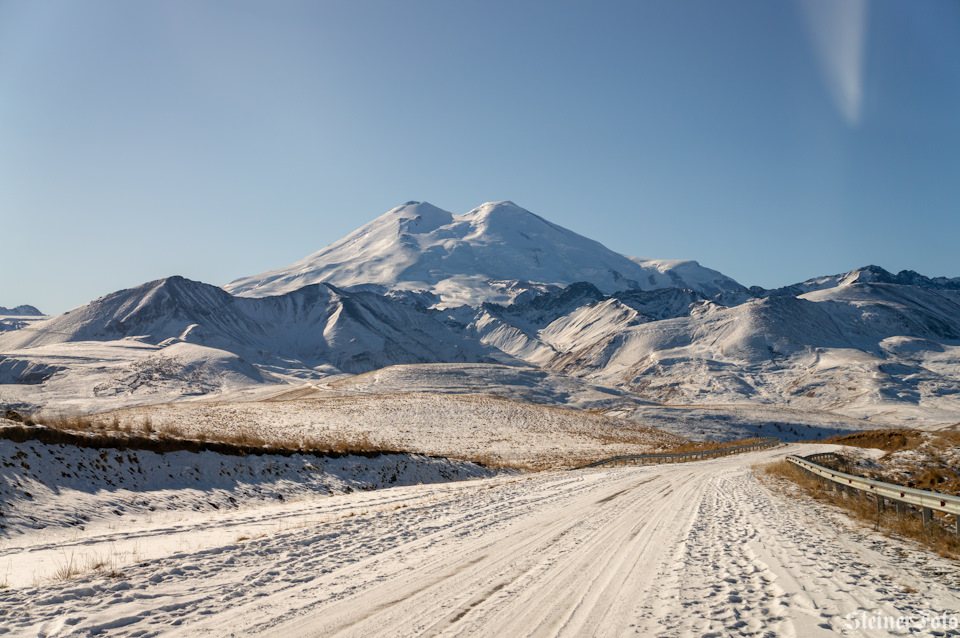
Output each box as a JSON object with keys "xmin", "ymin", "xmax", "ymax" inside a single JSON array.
[
  {"xmin": 457, "ymin": 279, "xmax": 960, "ymax": 427},
  {"xmin": 0, "ymin": 277, "xmax": 516, "ymax": 413},
  {"xmin": 759, "ymin": 265, "xmax": 960, "ymax": 298},
  {"xmin": 0, "ymin": 305, "xmax": 43, "ymax": 316},
  {"xmin": 0, "ymin": 306, "xmax": 46, "ymax": 334},
  {"xmin": 2, "ymin": 201, "xmax": 959, "ymax": 430},
  {"xmin": 0, "ymin": 276, "xmax": 501, "ymax": 376},
  {"xmin": 225, "ymin": 201, "xmax": 745, "ymax": 306}
]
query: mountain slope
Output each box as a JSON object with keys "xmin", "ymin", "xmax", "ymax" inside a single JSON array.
[
  {"xmin": 224, "ymin": 201, "xmax": 745, "ymax": 306},
  {"xmin": 400, "ymin": 274, "xmax": 960, "ymax": 426},
  {"xmin": 0, "ymin": 276, "xmax": 505, "ymax": 376},
  {"xmin": 762, "ymin": 265, "xmax": 960, "ymax": 297},
  {"xmin": 540, "ymin": 283, "xmax": 960, "ymax": 425},
  {"xmin": 0, "ymin": 306, "xmax": 46, "ymax": 334},
  {"xmin": 5, "ymin": 194, "xmax": 960, "ymax": 434},
  {"xmin": 455, "ymin": 283, "xmax": 715, "ymax": 366}
]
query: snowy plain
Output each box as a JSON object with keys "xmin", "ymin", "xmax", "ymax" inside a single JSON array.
[
  {"xmin": 2, "ymin": 444, "xmax": 958, "ymax": 637},
  {"xmin": 96, "ymin": 390, "xmax": 683, "ymax": 470}
]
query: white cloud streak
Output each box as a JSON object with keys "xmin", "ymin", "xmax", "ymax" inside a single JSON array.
[{"xmin": 798, "ymin": 0, "xmax": 870, "ymax": 126}]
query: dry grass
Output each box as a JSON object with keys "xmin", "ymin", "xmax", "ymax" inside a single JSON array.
[
  {"xmin": 759, "ymin": 460, "xmax": 960, "ymax": 559},
  {"xmin": 816, "ymin": 429, "xmax": 960, "ymax": 457},
  {"xmin": 92, "ymin": 392, "xmax": 689, "ymax": 470},
  {"xmin": 663, "ymin": 437, "xmax": 769, "ymax": 454},
  {"xmin": 816, "ymin": 429, "xmax": 960, "ymax": 496},
  {"xmin": 816, "ymin": 429, "xmax": 926, "ymax": 452},
  {"xmin": 46, "ymin": 547, "xmax": 136, "ymax": 583},
  {"xmin": 449, "ymin": 452, "xmax": 535, "ymax": 472},
  {"xmin": 2, "ymin": 411, "xmax": 415, "ymax": 460},
  {"xmin": 2, "ymin": 409, "xmax": 516, "ymax": 469},
  {"xmin": 570, "ymin": 437, "xmax": 775, "ymax": 470},
  {"xmin": 53, "ymin": 553, "xmax": 84, "ymax": 582}
]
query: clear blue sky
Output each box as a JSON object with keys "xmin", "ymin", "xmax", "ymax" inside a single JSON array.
[{"xmin": 2, "ymin": 0, "xmax": 958, "ymax": 314}]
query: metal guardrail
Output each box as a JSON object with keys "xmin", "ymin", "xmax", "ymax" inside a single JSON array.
[
  {"xmin": 574, "ymin": 437, "xmax": 780, "ymax": 470},
  {"xmin": 803, "ymin": 452, "xmax": 842, "ymax": 466},
  {"xmin": 787, "ymin": 454, "xmax": 960, "ymax": 534}
]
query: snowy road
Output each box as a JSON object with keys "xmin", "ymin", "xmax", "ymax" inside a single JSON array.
[{"xmin": 5, "ymin": 444, "xmax": 959, "ymax": 637}]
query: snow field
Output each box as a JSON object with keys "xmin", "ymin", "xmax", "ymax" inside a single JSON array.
[
  {"xmin": 105, "ymin": 392, "xmax": 685, "ymax": 470},
  {"xmin": 0, "ymin": 435, "xmax": 495, "ymax": 586},
  {"xmin": 2, "ymin": 445, "xmax": 957, "ymax": 636},
  {"xmin": 624, "ymin": 402, "xmax": 884, "ymax": 442}
]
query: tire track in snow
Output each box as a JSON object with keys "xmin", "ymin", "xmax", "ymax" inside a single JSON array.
[
  {"xmin": 271, "ymin": 471, "xmax": 698, "ymax": 637},
  {"xmin": 4, "ymin": 446, "xmax": 959, "ymax": 637},
  {"xmin": 634, "ymin": 463, "xmax": 959, "ymax": 637},
  {"xmin": 273, "ymin": 473, "xmax": 674, "ymax": 637}
]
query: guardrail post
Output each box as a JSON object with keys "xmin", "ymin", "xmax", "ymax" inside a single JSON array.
[
  {"xmin": 922, "ymin": 507, "xmax": 932, "ymax": 527},
  {"xmin": 955, "ymin": 515, "xmax": 959, "ymax": 537}
]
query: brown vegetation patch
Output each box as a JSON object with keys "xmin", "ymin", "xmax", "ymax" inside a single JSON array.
[
  {"xmin": 758, "ymin": 460, "xmax": 960, "ymax": 559},
  {"xmin": 817, "ymin": 429, "xmax": 925, "ymax": 453},
  {"xmin": 2, "ymin": 411, "xmax": 418, "ymax": 461},
  {"xmin": 815, "ymin": 429, "xmax": 960, "ymax": 496},
  {"xmin": 663, "ymin": 437, "xmax": 770, "ymax": 454},
  {"xmin": 1, "ymin": 409, "xmax": 537, "ymax": 470}
]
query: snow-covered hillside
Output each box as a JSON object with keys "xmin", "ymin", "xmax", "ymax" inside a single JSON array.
[
  {"xmin": 0, "ymin": 305, "xmax": 43, "ymax": 316},
  {"xmin": 0, "ymin": 305, "xmax": 46, "ymax": 333},
  {"xmin": 0, "ymin": 277, "xmax": 512, "ymax": 414},
  {"xmin": 0, "ymin": 428, "xmax": 493, "ymax": 542},
  {"xmin": 225, "ymin": 201, "xmax": 745, "ymax": 306},
  {"xmin": 763, "ymin": 264, "xmax": 960, "ymax": 298},
  {"xmin": 106, "ymin": 390, "xmax": 683, "ymax": 470},
  {"xmin": 349, "ymin": 269, "xmax": 957, "ymax": 427},
  {"xmin": 0, "ymin": 277, "xmax": 500, "ymax": 374},
  {"xmin": 535, "ymin": 283, "xmax": 960, "ymax": 426}
]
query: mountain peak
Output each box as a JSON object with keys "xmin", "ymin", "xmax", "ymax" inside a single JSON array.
[
  {"xmin": 462, "ymin": 201, "xmax": 559, "ymax": 241},
  {"xmin": 224, "ymin": 201, "xmax": 744, "ymax": 305},
  {"xmin": 378, "ymin": 201, "xmax": 454, "ymax": 233},
  {"xmin": 468, "ymin": 200, "xmax": 522, "ymax": 213},
  {"xmin": 765, "ymin": 264, "xmax": 960, "ymax": 298},
  {"xmin": 0, "ymin": 304, "xmax": 44, "ymax": 316},
  {"xmin": 465, "ymin": 201, "xmax": 539, "ymax": 221},
  {"xmin": 844, "ymin": 265, "xmax": 894, "ymax": 285}
]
